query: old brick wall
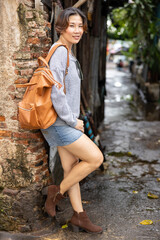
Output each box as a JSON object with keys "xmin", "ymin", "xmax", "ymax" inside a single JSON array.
[
  {"xmin": 0, "ymin": 0, "xmax": 53, "ymax": 232},
  {"xmin": 0, "ymin": 0, "xmax": 107, "ymax": 232}
]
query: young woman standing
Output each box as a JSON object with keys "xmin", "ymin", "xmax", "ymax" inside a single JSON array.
[{"xmin": 41, "ymin": 7, "xmax": 103, "ymax": 234}]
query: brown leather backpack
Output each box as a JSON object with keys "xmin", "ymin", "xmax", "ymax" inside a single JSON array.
[{"xmin": 16, "ymin": 44, "xmax": 69, "ymax": 129}]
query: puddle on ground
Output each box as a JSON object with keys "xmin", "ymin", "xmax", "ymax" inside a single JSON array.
[
  {"xmin": 100, "ymin": 153, "xmax": 160, "ymax": 179},
  {"xmin": 105, "ymin": 64, "xmax": 160, "ymax": 122}
]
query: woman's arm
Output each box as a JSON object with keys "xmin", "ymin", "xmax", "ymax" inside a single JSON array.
[
  {"xmin": 49, "ymin": 45, "xmax": 78, "ymax": 127},
  {"xmin": 75, "ymin": 119, "xmax": 84, "ymax": 132}
]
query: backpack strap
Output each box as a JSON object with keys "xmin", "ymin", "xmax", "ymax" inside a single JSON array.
[
  {"xmin": 38, "ymin": 56, "xmax": 50, "ymax": 68},
  {"xmin": 45, "ymin": 43, "xmax": 69, "ymax": 94},
  {"xmin": 16, "ymin": 83, "xmax": 37, "ymax": 88},
  {"xmin": 45, "ymin": 43, "xmax": 69, "ymax": 76}
]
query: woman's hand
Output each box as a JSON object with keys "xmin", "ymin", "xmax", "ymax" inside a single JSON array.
[{"xmin": 75, "ymin": 119, "xmax": 84, "ymax": 132}]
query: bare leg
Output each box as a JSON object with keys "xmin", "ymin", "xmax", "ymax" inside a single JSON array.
[
  {"xmin": 58, "ymin": 147, "xmax": 83, "ymax": 213},
  {"xmin": 58, "ymin": 134, "xmax": 103, "ymax": 195}
]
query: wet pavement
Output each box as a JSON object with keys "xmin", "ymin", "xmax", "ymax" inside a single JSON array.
[{"xmin": 1, "ymin": 62, "xmax": 160, "ymax": 240}]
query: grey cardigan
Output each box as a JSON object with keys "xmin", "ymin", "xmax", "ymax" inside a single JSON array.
[{"xmin": 49, "ymin": 43, "xmax": 82, "ymax": 127}]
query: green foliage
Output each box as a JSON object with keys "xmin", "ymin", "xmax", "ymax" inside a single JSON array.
[{"xmin": 108, "ymin": 0, "xmax": 160, "ymax": 78}]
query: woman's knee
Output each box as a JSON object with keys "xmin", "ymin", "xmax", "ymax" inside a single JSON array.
[{"xmin": 92, "ymin": 150, "xmax": 104, "ymax": 169}]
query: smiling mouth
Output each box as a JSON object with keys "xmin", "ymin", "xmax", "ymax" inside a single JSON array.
[{"xmin": 73, "ymin": 36, "xmax": 80, "ymax": 39}]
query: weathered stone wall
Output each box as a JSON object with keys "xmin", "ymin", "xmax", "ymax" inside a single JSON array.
[
  {"xmin": 0, "ymin": 0, "xmax": 52, "ymax": 232},
  {"xmin": 0, "ymin": 0, "xmax": 107, "ymax": 232}
]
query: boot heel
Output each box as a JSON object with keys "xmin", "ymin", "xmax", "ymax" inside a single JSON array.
[{"xmin": 68, "ymin": 223, "xmax": 80, "ymax": 232}]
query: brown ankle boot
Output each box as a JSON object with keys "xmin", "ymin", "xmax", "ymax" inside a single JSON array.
[
  {"xmin": 69, "ymin": 210, "xmax": 103, "ymax": 233},
  {"xmin": 44, "ymin": 185, "xmax": 65, "ymax": 217}
]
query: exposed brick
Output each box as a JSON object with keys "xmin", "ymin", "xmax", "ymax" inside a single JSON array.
[
  {"xmin": 15, "ymin": 87, "xmax": 26, "ymax": 94},
  {"xmin": 37, "ymin": 137, "xmax": 45, "ymax": 143},
  {"xmin": 16, "ymin": 60, "xmax": 38, "ymax": 69},
  {"xmin": 14, "ymin": 69, "xmax": 20, "ymax": 75},
  {"xmin": 41, "ymin": 163, "xmax": 49, "ymax": 171},
  {"xmin": 36, "ymin": 152, "xmax": 47, "ymax": 160},
  {"xmin": 0, "ymin": 5, "xmax": 52, "ymax": 217},
  {"xmin": 43, "ymin": 157, "xmax": 48, "ymax": 164},
  {"xmin": 41, "ymin": 38, "xmax": 51, "ymax": 45},
  {"xmin": 28, "ymin": 21, "xmax": 38, "ymax": 28},
  {"xmin": 25, "ymin": 11, "xmax": 34, "ymax": 19},
  {"xmin": 45, "ymin": 22, "xmax": 51, "ymax": 28},
  {"xmin": 28, "ymin": 29, "xmax": 38, "ymax": 37},
  {"xmin": 34, "ymin": 175, "xmax": 41, "ymax": 182},
  {"xmin": 32, "ymin": 52, "xmax": 41, "ymax": 59},
  {"xmin": 13, "ymin": 52, "xmax": 32, "ymax": 60},
  {"xmin": 34, "ymin": 166, "xmax": 43, "ymax": 174},
  {"xmin": 7, "ymin": 85, "xmax": 16, "ymax": 92},
  {"xmin": 38, "ymin": 30, "xmax": 46, "ymax": 38},
  {"xmin": 42, "ymin": 155, "xmax": 48, "ymax": 163},
  {"xmin": 29, "ymin": 163, "xmax": 37, "ymax": 168},
  {"xmin": 13, "ymin": 169, "xmax": 22, "ymax": 175},
  {"xmin": 0, "ymin": 130, "xmax": 12, "ymax": 137},
  {"xmin": 11, "ymin": 115, "xmax": 17, "ymax": 120},
  {"xmin": 26, "ymin": 154, "xmax": 36, "ymax": 162},
  {"xmin": 27, "ymin": 38, "xmax": 40, "ymax": 45},
  {"xmin": 43, "ymin": 169, "xmax": 50, "ymax": 177},
  {"xmin": 15, "ymin": 139, "xmax": 29, "ymax": 145},
  {"xmin": 0, "ymin": 122, "xmax": 7, "ymax": 128},
  {"xmin": 42, "ymin": 47, "xmax": 50, "ymax": 52},
  {"xmin": 42, "ymin": 149, "xmax": 47, "ymax": 154},
  {"xmin": 27, "ymin": 143, "xmax": 45, "ymax": 153},
  {"xmin": 24, "ymin": 0, "xmax": 34, "ymax": 8},
  {"xmin": 12, "ymin": 132, "xmax": 42, "ymax": 140},
  {"xmin": 41, "ymin": 53, "xmax": 48, "ymax": 58},
  {"xmin": 0, "ymin": 116, "xmax": 5, "ymax": 122},
  {"xmin": 21, "ymin": 46, "xmax": 31, "ymax": 52},
  {"xmin": 20, "ymin": 69, "xmax": 33, "ymax": 76},
  {"xmin": 9, "ymin": 93, "xmax": 16, "ymax": 100}
]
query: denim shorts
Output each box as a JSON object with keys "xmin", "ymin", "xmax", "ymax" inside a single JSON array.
[{"xmin": 41, "ymin": 125, "xmax": 83, "ymax": 147}]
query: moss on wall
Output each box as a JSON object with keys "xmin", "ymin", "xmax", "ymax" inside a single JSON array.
[
  {"xmin": 17, "ymin": 3, "xmax": 27, "ymax": 26},
  {"xmin": 0, "ymin": 194, "xmax": 19, "ymax": 231}
]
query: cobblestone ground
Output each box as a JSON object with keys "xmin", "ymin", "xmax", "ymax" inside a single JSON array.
[{"xmin": 1, "ymin": 63, "xmax": 160, "ymax": 240}]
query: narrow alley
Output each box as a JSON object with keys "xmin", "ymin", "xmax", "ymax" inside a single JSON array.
[
  {"xmin": 44, "ymin": 62, "xmax": 160, "ymax": 240},
  {"xmin": 1, "ymin": 1, "xmax": 160, "ymax": 240},
  {"xmin": 1, "ymin": 62, "xmax": 160, "ymax": 240}
]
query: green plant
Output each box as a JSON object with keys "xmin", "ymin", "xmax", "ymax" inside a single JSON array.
[{"xmin": 108, "ymin": 0, "xmax": 160, "ymax": 82}]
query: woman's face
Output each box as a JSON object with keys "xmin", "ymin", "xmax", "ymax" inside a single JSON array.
[{"xmin": 61, "ymin": 14, "xmax": 84, "ymax": 45}]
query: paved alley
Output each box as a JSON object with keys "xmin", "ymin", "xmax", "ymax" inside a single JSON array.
[{"xmin": 1, "ymin": 63, "xmax": 160, "ymax": 240}]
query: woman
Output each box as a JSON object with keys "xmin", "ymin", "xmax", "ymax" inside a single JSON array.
[{"xmin": 41, "ymin": 7, "xmax": 103, "ymax": 234}]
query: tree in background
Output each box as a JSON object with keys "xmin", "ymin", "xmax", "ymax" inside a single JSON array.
[{"xmin": 108, "ymin": 0, "xmax": 160, "ymax": 83}]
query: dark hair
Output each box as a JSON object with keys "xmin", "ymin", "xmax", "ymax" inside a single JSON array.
[{"xmin": 55, "ymin": 7, "xmax": 87, "ymax": 35}]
